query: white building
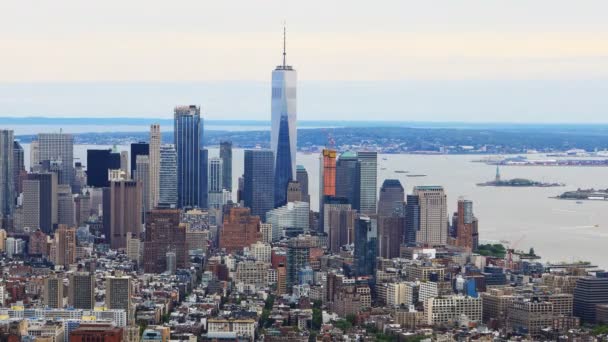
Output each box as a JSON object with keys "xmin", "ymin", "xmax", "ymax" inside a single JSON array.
[
  {"xmin": 425, "ymin": 296, "xmax": 482, "ymax": 325},
  {"xmin": 266, "ymin": 201, "xmax": 309, "ymax": 240},
  {"xmin": 250, "ymin": 241, "xmax": 272, "ymax": 263}
]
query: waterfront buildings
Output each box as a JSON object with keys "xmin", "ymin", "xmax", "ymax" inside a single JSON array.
[{"xmin": 453, "ymin": 199, "xmax": 479, "ymax": 251}]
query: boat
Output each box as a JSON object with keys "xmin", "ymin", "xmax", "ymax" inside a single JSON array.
[
  {"xmin": 576, "ymin": 201, "xmax": 584, "ymax": 204},
  {"xmin": 407, "ymin": 174, "xmax": 427, "ymax": 177},
  {"xmin": 382, "ymin": 157, "xmax": 388, "ymax": 161},
  {"xmin": 380, "ymin": 167, "xmax": 387, "ymax": 170},
  {"xmin": 394, "ymin": 170, "xmax": 408, "ymax": 174}
]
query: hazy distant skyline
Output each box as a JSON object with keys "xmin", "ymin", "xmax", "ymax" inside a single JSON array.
[{"xmin": 1, "ymin": 0, "xmax": 607, "ymax": 122}]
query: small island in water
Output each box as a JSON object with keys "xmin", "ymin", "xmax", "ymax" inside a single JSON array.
[
  {"xmin": 555, "ymin": 188, "xmax": 608, "ymax": 201},
  {"xmin": 477, "ymin": 166, "xmax": 564, "ymax": 187}
]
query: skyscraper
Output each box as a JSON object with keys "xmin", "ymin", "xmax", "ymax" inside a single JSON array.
[
  {"xmin": 54, "ymin": 224, "xmax": 76, "ymax": 267},
  {"xmin": 120, "ymin": 151, "xmax": 129, "ymax": 179},
  {"xmin": 219, "ymin": 207, "xmax": 262, "ymax": 254},
  {"xmin": 129, "ymin": 142, "xmax": 148, "ymax": 178},
  {"xmin": 159, "ymin": 144, "xmax": 177, "ymax": 208},
  {"xmin": 286, "ymin": 236, "xmax": 312, "ymax": 291},
  {"xmin": 13, "ymin": 141, "xmax": 24, "ymax": 197},
  {"xmin": 296, "ymin": 165, "xmax": 310, "ymax": 203},
  {"xmin": 243, "ymin": 150, "xmax": 274, "ymax": 219},
  {"xmin": 327, "ymin": 204, "xmax": 357, "ymax": 253},
  {"xmin": 0, "ymin": 130, "xmax": 14, "ymax": 224},
  {"xmin": 27, "ymin": 172, "xmax": 58, "ymax": 234},
  {"xmin": 174, "ymin": 105, "xmax": 203, "ymax": 208},
  {"xmin": 44, "ymin": 275, "xmax": 64, "ymax": 309},
  {"xmin": 207, "ymin": 157, "xmax": 223, "ymax": 209},
  {"xmin": 199, "ymin": 148, "xmax": 208, "ymax": 208},
  {"xmin": 105, "ymin": 276, "xmax": 131, "ymax": 320},
  {"xmin": 453, "ymin": 199, "xmax": 479, "ymax": 252},
  {"xmin": 38, "ymin": 133, "xmax": 74, "ymax": 188},
  {"xmin": 68, "ymin": 272, "xmax": 95, "ymax": 309},
  {"xmin": 143, "ymin": 209, "xmax": 187, "ymax": 273},
  {"xmin": 57, "ymin": 184, "xmax": 75, "ymax": 227},
  {"xmin": 378, "ymin": 179, "xmax": 405, "ymax": 217},
  {"xmin": 414, "ymin": 186, "xmax": 448, "ymax": 246},
  {"xmin": 404, "ymin": 195, "xmax": 419, "ymax": 246},
  {"xmin": 318, "ymin": 149, "xmax": 337, "ymax": 232},
  {"xmin": 22, "ymin": 179, "xmax": 41, "ymax": 232},
  {"xmin": 335, "ymin": 151, "xmax": 360, "ymax": 209},
  {"xmin": 109, "ymin": 180, "xmax": 142, "ymax": 250},
  {"xmin": 134, "ymin": 155, "xmax": 150, "ymax": 218},
  {"xmin": 219, "ymin": 141, "xmax": 233, "ymax": 191},
  {"xmin": 354, "ymin": 215, "xmax": 378, "ymax": 278},
  {"xmin": 271, "ymin": 28, "xmax": 297, "ymax": 208},
  {"xmin": 357, "ymin": 151, "xmax": 378, "ymax": 215},
  {"xmin": 149, "ymin": 124, "xmax": 161, "ymax": 209},
  {"xmin": 86, "ymin": 149, "xmax": 121, "ymax": 187}
]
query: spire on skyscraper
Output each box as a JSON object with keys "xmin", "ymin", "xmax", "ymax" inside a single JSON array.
[{"xmin": 282, "ymin": 23, "xmax": 287, "ymax": 68}]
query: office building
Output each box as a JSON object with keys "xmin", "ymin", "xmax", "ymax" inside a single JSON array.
[
  {"xmin": 327, "ymin": 204, "xmax": 356, "ymax": 253},
  {"xmin": 271, "ymin": 28, "xmax": 297, "ymax": 208},
  {"xmin": 286, "ymin": 236, "xmax": 313, "ymax": 291},
  {"xmin": 404, "ymin": 195, "xmax": 420, "ymax": 246},
  {"xmin": 54, "ymin": 224, "xmax": 76, "ymax": 267},
  {"xmin": 508, "ymin": 298, "xmax": 554, "ymax": 336},
  {"xmin": 296, "ymin": 165, "xmax": 310, "ymax": 203},
  {"xmin": 86, "ymin": 149, "xmax": 121, "ymax": 187},
  {"xmin": 134, "ymin": 155, "xmax": 150, "ymax": 217},
  {"xmin": 126, "ymin": 234, "xmax": 141, "ymax": 265},
  {"xmin": 44, "ymin": 275, "xmax": 64, "ymax": 308},
  {"xmin": 378, "ymin": 216, "xmax": 405, "ymax": 259},
  {"xmin": 573, "ymin": 276, "xmax": 608, "ymax": 323},
  {"xmin": 108, "ymin": 180, "xmax": 142, "ymax": 250},
  {"xmin": 414, "ymin": 186, "xmax": 448, "ymax": 246},
  {"xmin": 57, "ymin": 184, "xmax": 75, "ymax": 227},
  {"xmin": 335, "ymin": 151, "xmax": 360, "ymax": 209},
  {"xmin": 354, "ymin": 216, "xmax": 378, "ymax": 278},
  {"xmin": 266, "ymin": 201, "xmax": 310, "ymax": 240},
  {"xmin": 357, "ymin": 151, "xmax": 377, "ymax": 215},
  {"xmin": 174, "ymin": 105, "xmax": 203, "ymax": 208},
  {"xmin": 318, "ymin": 149, "xmax": 337, "ymax": 232},
  {"xmin": 143, "ymin": 209, "xmax": 187, "ymax": 273},
  {"xmin": 199, "ymin": 148, "xmax": 208, "ymax": 208},
  {"xmin": 74, "ymin": 192, "xmax": 91, "ymax": 226},
  {"xmin": 70, "ymin": 323, "xmax": 123, "ymax": 342},
  {"xmin": 129, "ymin": 142, "xmax": 149, "ymax": 178},
  {"xmin": 208, "ymin": 157, "xmax": 223, "ymax": 209},
  {"xmin": 286, "ymin": 180, "xmax": 302, "ymax": 202},
  {"xmin": 243, "ymin": 150, "xmax": 274, "ymax": 218},
  {"xmin": 13, "ymin": 140, "xmax": 24, "ymax": 197},
  {"xmin": 159, "ymin": 144, "xmax": 178, "ymax": 208},
  {"xmin": 378, "ymin": 179, "xmax": 405, "ymax": 217},
  {"xmin": 220, "ymin": 141, "xmax": 233, "ymax": 191},
  {"xmin": 27, "ymin": 172, "xmax": 58, "ymax": 234},
  {"xmin": 0, "ymin": 130, "xmax": 14, "ymax": 224},
  {"xmin": 425, "ymin": 296, "xmax": 482, "ymax": 325},
  {"xmin": 105, "ymin": 276, "xmax": 131, "ymax": 320},
  {"xmin": 219, "ymin": 207, "xmax": 262, "ymax": 254},
  {"xmin": 453, "ymin": 199, "xmax": 479, "ymax": 251},
  {"xmin": 21, "ymin": 179, "xmax": 41, "ymax": 231},
  {"xmin": 120, "ymin": 150, "xmax": 129, "ymax": 179},
  {"xmin": 38, "ymin": 132, "xmax": 74, "ymax": 187},
  {"xmin": 322, "ymin": 196, "xmax": 350, "ymax": 235},
  {"xmin": 68, "ymin": 272, "xmax": 94, "ymax": 309},
  {"xmin": 149, "ymin": 124, "xmax": 161, "ymax": 209},
  {"xmin": 30, "ymin": 140, "xmax": 40, "ymax": 170}
]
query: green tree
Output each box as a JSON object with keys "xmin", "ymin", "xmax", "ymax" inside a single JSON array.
[{"xmin": 312, "ymin": 308, "xmax": 322, "ymax": 331}]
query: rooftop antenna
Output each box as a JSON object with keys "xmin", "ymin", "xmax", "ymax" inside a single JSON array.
[{"xmin": 282, "ymin": 22, "xmax": 287, "ymax": 68}]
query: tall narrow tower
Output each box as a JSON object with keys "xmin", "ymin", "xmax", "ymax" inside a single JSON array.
[
  {"xmin": 149, "ymin": 124, "xmax": 161, "ymax": 209},
  {"xmin": 271, "ymin": 26, "xmax": 297, "ymax": 208}
]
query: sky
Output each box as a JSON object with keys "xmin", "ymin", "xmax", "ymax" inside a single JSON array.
[{"xmin": 1, "ymin": 0, "xmax": 607, "ymax": 122}]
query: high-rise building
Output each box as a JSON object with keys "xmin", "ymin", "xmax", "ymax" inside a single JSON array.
[
  {"xmin": 13, "ymin": 140, "xmax": 25, "ymax": 197},
  {"xmin": 208, "ymin": 157, "xmax": 223, "ymax": 209},
  {"xmin": 271, "ymin": 27, "xmax": 297, "ymax": 209},
  {"xmin": 68, "ymin": 272, "xmax": 94, "ymax": 309},
  {"xmin": 318, "ymin": 149, "xmax": 337, "ymax": 232},
  {"xmin": 22, "ymin": 179, "xmax": 41, "ymax": 232},
  {"xmin": 378, "ymin": 216, "xmax": 405, "ymax": 259},
  {"xmin": 354, "ymin": 216, "xmax": 378, "ymax": 278},
  {"xmin": 57, "ymin": 184, "xmax": 75, "ymax": 227},
  {"xmin": 74, "ymin": 192, "xmax": 91, "ymax": 226},
  {"xmin": 159, "ymin": 144, "xmax": 177, "ymax": 208},
  {"xmin": 414, "ymin": 186, "xmax": 448, "ymax": 246},
  {"xmin": 0, "ymin": 131, "xmax": 14, "ymax": 224},
  {"xmin": 335, "ymin": 151, "xmax": 360, "ymax": 209},
  {"xmin": 120, "ymin": 151, "xmax": 129, "ymax": 179},
  {"xmin": 129, "ymin": 142, "xmax": 148, "ymax": 178},
  {"xmin": 357, "ymin": 151, "xmax": 377, "ymax": 215},
  {"xmin": 38, "ymin": 133, "xmax": 74, "ymax": 187},
  {"xmin": 108, "ymin": 180, "xmax": 142, "ymax": 250},
  {"xmin": 404, "ymin": 195, "xmax": 420, "ymax": 246},
  {"xmin": 219, "ymin": 207, "xmax": 262, "ymax": 254},
  {"xmin": 199, "ymin": 148, "xmax": 208, "ymax": 209},
  {"xmin": 327, "ymin": 204, "xmax": 357, "ymax": 253},
  {"xmin": 453, "ymin": 199, "xmax": 479, "ymax": 252},
  {"xmin": 296, "ymin": 165, "xmax": 310, "ymax": 203},
  {"xmin": 86, "ymin": 149, "xmax": 121, "ymax": 187},
  {"xmin": 243, "ymin": 150, "xmax": 274, "ymax": 219},
  {"xmin": 573, "ymin": 276, "xmax": 608, "ymax": 323},
  {"xmin": 220, "ymin": 141, "xmax": 233, "ymax": 191},
  {"xmin": 378, "ymin": 179, "xmax": 405, "ymax": 217},
  {"xmin": 44, "ymin": 275, "xmax": 64, "ymax": 308},
  {"xmin": 266, "ymin": 201, "xmax": 310, "ymax": 239},
  {"xmin": 134, "ymin": 155, "xmax": 150, "ymax": 218},
  {"xmin": 143, "ymin": 209, "xmax": 187, "ymax": 273},
  {"xmin": 30, "ymin": 140, "xmax": 40, "ymax": 171},
  {"xmin": 27, "ymin": 172, "xmax": 58, "ymax": 234},
  {"xmin": 105, "ymin": 276, "xmax": 131, "ymax": 320},
  {"xmin": 286, "ymin": 180, "xmax": 302, "ymax": 202},
  {"xmin": 54, "ymin": 224, "xmax": 76, "ymax": 267},
  {"xmin": 322, "ymin": 196, "xmax": 350, "ymax": 235},
  {"xmin": 286, "ymin": 235, "xmax": 312, "ymax": 291},
  {"xmin": 149, "ymin": 124, "xmax": 161, "ymax": 209},
  {"xmin": 174, "ymin": 105, "xmax": 203, "ymax": 209}
]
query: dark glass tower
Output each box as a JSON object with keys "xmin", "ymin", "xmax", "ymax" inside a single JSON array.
[
  {"xmin": 405, "ymin": 194, "xmax": 420, "ymax": 245},
  {"xmin": 219, "ymin": 141, "xmax": 232, "ymax": 191},
  {"xmin": 174, "ymin": 105, "xmax": 203, "ymax": 209},
  {"xmin": 199, "ymin": 148, "xmax": 208, "ymax": 209},
  {"xmin": 274, "ymin": 116, "xmax": 293, "ymax": 208},
  {"xmin": 335, "ymin": 151, "xmax": 360, "ymax": 209},
  {"xmin": 130, "ymin": 142, "xmax": 149, "ymax": 177},
  {"xmin": 354, "ymin": 216, "xmax": 377, "ymax": 278},
  {"xmin": 87, "ymin": 149, "xmax": 121, "ymax": 187},
  {"xmin": 244, "ymin": 150, "xmax": 274, "ymax": 219},
  {"xmin": 377, "ymin": 179, "xmax": 405, "ymax": 217}
]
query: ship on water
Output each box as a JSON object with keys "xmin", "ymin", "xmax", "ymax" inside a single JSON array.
[{"xmin": 477, "ymin": 166, "xmax": 564, "ymax": 187}]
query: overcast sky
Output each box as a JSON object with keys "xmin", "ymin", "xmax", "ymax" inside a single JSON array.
[{"xmin": 1, "ymin": 0, "xmax": 607, "ymax": 122}]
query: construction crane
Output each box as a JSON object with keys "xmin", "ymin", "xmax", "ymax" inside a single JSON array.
[{"xmin": 321, "ymin": 128, "xmax": 335, "ymax": 149}]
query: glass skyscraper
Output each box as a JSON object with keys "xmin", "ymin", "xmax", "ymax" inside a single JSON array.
[
  {"xmin": 354, "ymin": 215, "xmax": 378, "ymax": 278},
  {"xmin": 357, "ymin": 151, "xmax": 378, "ymax": 215},
  {"xmin": 219, "ymin": 141, "xmax": 232, "ymax": 191},
  {"xmin": 0, "ymin": 130, "xmax": 15, "ymax": 222},
  {"xmin": 271, "ymin": 28, "xmax": 297, "ymax": 208},
  {"xmin": 159, "ymin": 144, "xmax": 177, "ymax": 208},
  {"xmin": 174, "ymin": 105, "xmax": 203, "ymax": 209},
  {"xmin": 38, "ymin": 132, "xmax": 74, "ymax": 188},
  {"xmin": 244, "ymin": 149, "xmax": 274, "ymax": 219}
]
